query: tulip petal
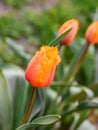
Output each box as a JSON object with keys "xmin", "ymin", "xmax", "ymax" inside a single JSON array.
[
  {"xmin": 25, "ymin": 46, "xmax": 61, "ymax": 88},
  {"xmin": 85, "ymin": 20, "xmax": 98, "ymax": 44},
  {"xmin": 43, "ymin": 64, "xmax": 56, "ymax": 87},
  {"xmin": 57, "ymin": 19, "xmax": 79, "ymax": 46}
]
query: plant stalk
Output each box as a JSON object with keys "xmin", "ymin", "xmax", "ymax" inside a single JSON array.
[
  {"xmin": 65, "ymin": 43, "xmax": 90, "ymax": 83},
  {"xmin": 57, "ymin": 43, "xmax": 90, "ymax": 112},
  {"xmin": 19, "ymin": 87, "xmax": 36, "ymax": 125}
]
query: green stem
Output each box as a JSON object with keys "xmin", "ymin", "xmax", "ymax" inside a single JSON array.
[
  {"xmin": 57, "ymin": 43, "xmax": 90, "ymax": 112},
  {"xmin": 65, "ymin": 43, "xmax": 90, "ymax": 83},
  {"xmin": 47, "ymin": 43, "xmax": 90, "ymax": 114},
  {"xmin": 19, "ymin": 87, "xmax": 36, "ymax": 125}
]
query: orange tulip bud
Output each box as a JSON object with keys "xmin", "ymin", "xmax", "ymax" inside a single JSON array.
[
  {"xmin": 85, "ymin": 21, "xmax": 98, "ymax": 44},
  {"xmin": 57, "ymin": 19, "xmax": 79, "ymax": 46},
  {"xmin": 25, "ymin": 46, "xmax": 61, "ymax": 88}
]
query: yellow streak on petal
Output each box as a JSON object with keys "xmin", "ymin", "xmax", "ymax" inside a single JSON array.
[{"xmin": 34, "ymin": 46, "xmax": 61, "ymax": 86}]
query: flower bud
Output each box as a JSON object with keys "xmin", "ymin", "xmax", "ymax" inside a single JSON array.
[
  {"xmin": 85, "ymin": 21, "xmax": 98, "ymax": 44},
  {"xmin": 25, "ymin": 46, "xmax": 61, "ymax": 88},
  {"xmin": 57, "ymin": 19, "xmax": 79, "ymax": 46}
]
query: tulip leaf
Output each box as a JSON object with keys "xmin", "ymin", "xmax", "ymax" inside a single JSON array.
[
  {"xmin": 49, "ymin": 28, "xmax": 71, "ymax": 46},
  {"xmin": 73, "ymin": 110, "xmax": 90, "ymax": 130},
  {"xmin": 62, "ymin": 100, "xmax": 98, "ymax": 117},
  {"xmin": 0, "ymin": 69, "xmax": 10, "ymax": 130},
  {"xmin": 77, "ymin": 100, "xmax": 98, "ymax": 110},
  {"xmin": 2, "ymin": 65, "xmax": 28, "ymax": 130},
  {"xmin": 89, "ymin": 83, "xmax": 98, "ymax": 96},
  {"xmin": 6, "ymin": 38, "xmax": 30, "ymax": 60},
  {"xmin": 16, "ymin": 115, "xmax": 61, "ymax": 130},
  {"xmin": 68, "ymin": 84, "xmax": 94, "ymax": 102}
]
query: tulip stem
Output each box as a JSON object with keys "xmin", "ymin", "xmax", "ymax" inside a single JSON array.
[
  {"xmin": 65, "ymin": 42, "xmax": 90, "ymax": 83},
  {"xmin": 19, "ymin": 87, "xmax": 36, "ymax": 125},
  {"xmin": 56, "ymin": 43, "xmax": 90, "ymax": 112},
  {"xmin": 48, "ymin": 43, "xmax": 90, "ymax": 114}
]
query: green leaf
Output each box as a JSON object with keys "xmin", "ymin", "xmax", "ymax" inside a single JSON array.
[
  {"xmin": 59, "ymin": 84, "xmax": 94, "ymax": 114},
  {"xmin": 49, "ymin": 28, "xmax": 71, "ymax": 46},
  {"xmin": 16, "ymin": 115, "xmax": 61, "ymax": 130},
  {"xmin": 31, "ymin": 115, "xmax": 61, "ymax": 124},
  {"xmin": 0, "ymin": 69, "xmax": 10, "ymax": 130},
  {"xmin": 2, "ymin": 65, "xmax": 28, "ymax": 130},
  {"xmin": 6, "ymin": 38, "xmax": 30, "ymax": 60},
  {"xmin": 89, "ymin": 83, "xmax": 98, "ymax": 96},
  {"xmin": 73, "ymin": 110, "xmax": 90, "ymax": 130},
  {"xmin": 68, "ymin": 85, "xmax": 94, "ymax": 102},
  {"xmin": 77, "ymin": 100, "xmax": 98, "ymax": 110},
  {"xmin": 62, "ymin": 100, "xmax": 98, "ymax": 118}
]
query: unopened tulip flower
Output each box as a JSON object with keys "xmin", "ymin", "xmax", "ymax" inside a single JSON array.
[
  {"xmin": 25, "ymin": 46, "xmax": 61, "ymax": 88},
  {"xmin": 85, "ymin": 20, "xmax": 98, "ymax": 44},
  {"xmin": 57, "ymin": 19, "xmax": 79, "ymax": 46}
]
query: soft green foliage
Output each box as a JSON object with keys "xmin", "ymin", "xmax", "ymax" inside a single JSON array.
[
  {"xmin": 0, "ymin": 16, "xmax": 33, "ymax": 39},
  {"xmin": 0, "ymin": 71, "xmax": 10, "ymax": 130},
  {"xmin": 4, "ymin": 0, "xmax": 26, "ymax": 7},
  {"xmin": 0, "ymin": 0, "xmax": 98, "ymax": 130},
  {"xmin": 0, "ymin": 38, "xmax": 30, "ymax": 68},
  {"xmin": 16, "ymin": 115, "xmax": 61, "ymax": 130}
]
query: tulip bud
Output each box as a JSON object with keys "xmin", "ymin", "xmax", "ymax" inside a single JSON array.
[
  {"xmin": 25, "ymin": 46, "xmax": 61, "ymax": 88},
  {"xmin": 85, "ymin": 21, "xmax": 98, "ymax": 44},
  {"xmin": 57, "ymin": 19, "xmax": 79, "ymax": 46}
]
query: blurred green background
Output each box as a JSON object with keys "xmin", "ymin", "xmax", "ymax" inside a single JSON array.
[
  {"xmin": 0, "ymin": 0, "xmax": 98, "ymax": 85},
  {"xmin": 0, "ymin": 1, "xmax": 98, "ymax": 130}
]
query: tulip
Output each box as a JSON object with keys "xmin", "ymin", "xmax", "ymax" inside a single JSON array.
[
  {"xmin": 85, "ymin": 20, "xmax": 98, "ymax": 44},
  {"xmin": 57, "ymin": 19, "xmax": 79, "ymax": 46},
  {"xmin": 25, "ymin": 46, "xmax": 61, "ymax": 88}
]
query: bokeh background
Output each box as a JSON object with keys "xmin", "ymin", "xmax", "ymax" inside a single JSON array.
[
  {"xmin": 0, "ymin": 0, "xmax": 98, "ymax": 84},
  {"xmin": 0, "ymin": 0, "xmax": 98, "ymax": 130}
]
